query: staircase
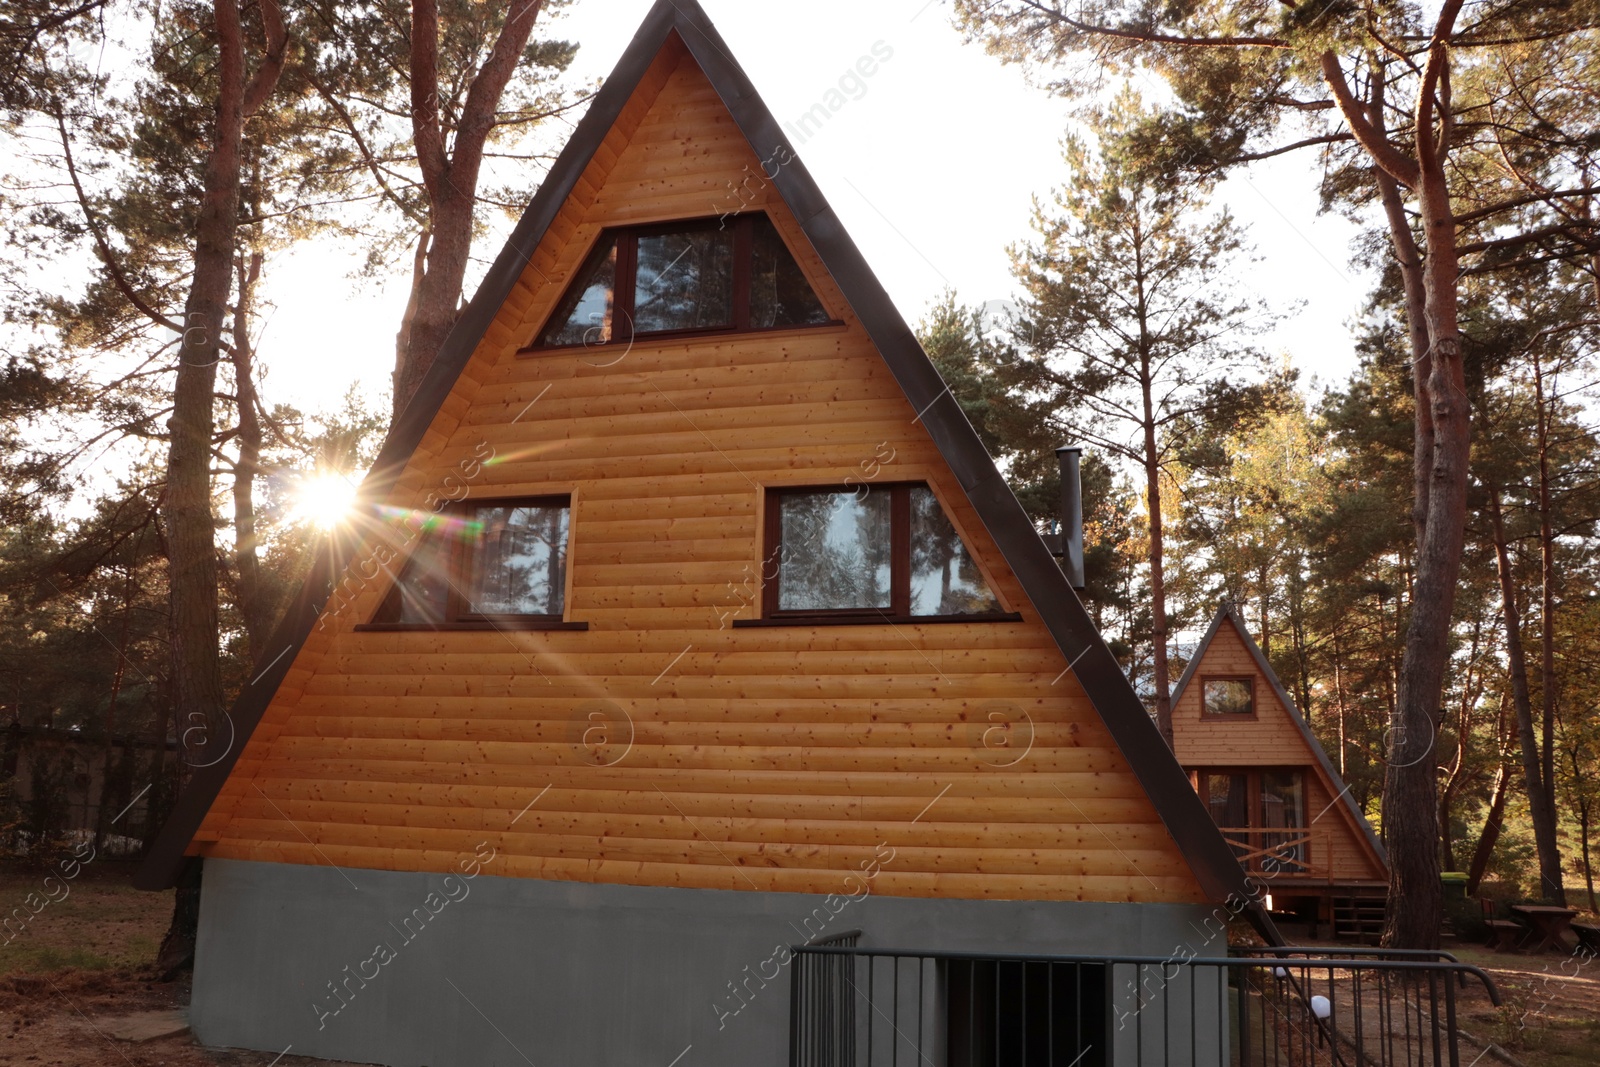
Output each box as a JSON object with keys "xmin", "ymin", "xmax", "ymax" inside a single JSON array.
[{"xmin": 1332, "ymin": 888, "xmax": 1388, "ymax": 943}]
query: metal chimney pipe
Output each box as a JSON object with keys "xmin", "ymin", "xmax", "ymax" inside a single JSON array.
[{"xmin": 1055, "ymin": 445, "xmax": 1085, "ymax": 590}]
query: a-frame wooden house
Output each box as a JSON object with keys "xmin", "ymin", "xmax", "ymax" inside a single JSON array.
[
  {"xmin": 1171, "ymin": 606, "xmax": 1389, "ymax": 940},
  {"xmin": 138, "ymin": 4, "xmax": 1271, "ymax": 1064}
]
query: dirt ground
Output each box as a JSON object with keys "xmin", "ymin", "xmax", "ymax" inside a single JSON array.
[
  {"xmin": 0, "ymin": 860, "xmax": 370, "ymax": 1067},
  {"xmin": 0, "ymin": 859, "xmax": 1597, "ymax": 1066},
  {"xmin": 1254, "ymin": 929, "xmax": 1600, "ymax": 1066},
  {"xmin": 1435, "ymin": 939, "xmax": 1600, "ymax": 1067}
]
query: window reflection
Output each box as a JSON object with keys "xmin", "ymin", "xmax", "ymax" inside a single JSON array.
[
  {"xmin": 542, "ymin": 236, "xmax": 617, "ymax": 346},
  {"xmin": 1259, "ymin": 771, "xmax": 1307, "ymax": 872},
  {"xmin": 535, "ymin": 214, "xmax": 831, "ymax": 347},
  {"xmin": 373, "ymin": 500, "xmax": 570, "ymax": 627},
  {"xmin": 634, "ymin": 225, "xmax": 735, "ymax": 333},
  {"xmin": 769, "ymin": 484, "xmax": 1004, "ymax": 619},
  {"xmin": 909, "ymin": 487, "xmax": 1000, "ymax": 615},
  {"xmin": 390, "ymin": 528, "xmax": 454, "ymax": 625},
  {"xmin": 777, "ymin": 491, "xmax": 892, "ymax": 611},
  {"xmin": 469, "ymin": 504, "xmax": 569, "ymax": 616},
  {"xmin": 749, "ymin": 216, "xmax": 829, "ymax": 328},
  {"xmin": 1203, "ymin": 678, "xmax": 1254, "ymax": 716}
]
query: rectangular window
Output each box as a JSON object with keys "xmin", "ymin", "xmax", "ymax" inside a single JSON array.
[
  {"xmin": 1194, "ymin": 769, "xmax": 1309, "ymax": 874},
  {"xmin": 466, "ymin": 503, "xmax": 570, "ymax": 617},
  {"xmin": 776, "ymin": 490, "xmax": 893, "ymax": 612},
  {"xmin": 1202, "ymin": 676, "xmax": 1255, "ymax": 717},
  {"xmin": 365, "ymin": 497, "xmax": 579, "ymax": 631},
  {"xmin": 633, "ymin": 223, "xmax": 736, "ymax": 333},
  {"xmin": 1204, "ymin": 772, "xmax": 1250, "ymax": 829},
  {"xmin": 1258, "ymin": 770, "xmax": 1308, "ymax": 873},
  {"xmin": 533, "ymin": 213, "xmax": 833, "ymax": 348},
  {"xmin": 755, "ymin": 484, "xmax": 1009, "ymax": 623}
]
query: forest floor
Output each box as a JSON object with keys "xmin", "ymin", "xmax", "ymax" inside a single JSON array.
[
  {"xmin": 1247, "ymin": 930, "xmax": 1600, "ymax": 1067},
  {"xmin": 1435, "ymin": 939, "xmax": 1600, "ymax": 1067},
  {"xmin": 0, "ymin": 860, "xmax": 369, "ymax": 1066},
  {"xmin": 0, "ymin": 859, "xmax": 1596, "ymax": 1066}
]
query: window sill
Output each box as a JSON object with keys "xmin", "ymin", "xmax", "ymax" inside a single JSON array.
[
  {"xmin": 733, "ymin": 612, "xmax": 1023, "ymax": 628},
  {"xmin": 353, "ymin": 620, "xmax": 591, "ymax": 633},
  {"xmin": 518, "ymin": 320, "xmax": 848, "ymax": 356}
]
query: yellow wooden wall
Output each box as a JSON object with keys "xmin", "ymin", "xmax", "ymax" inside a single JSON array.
[
  {"xmin": 189, "ymin": 37, "xmax": 1208, "ymax": 905},
  {"xmin": 1172, "ymin": 620, "xmax": 1385, "ymax": 884}
]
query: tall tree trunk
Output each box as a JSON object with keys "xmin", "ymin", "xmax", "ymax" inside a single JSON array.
[
  {"xmin": 1374, "ymin": 29, "xmax": 1472, "ymax": 947},
  {"xmin": 1530, "ymin": 351, "xmax": 1566, "ymax": 904},
  {"xmin": 1333, "ymin": 631, "xmax": 1348, "ymax": 776},
  {"xmin": 1487, "ymin": 488, "xmax": 1566, "ymax": 902},
  {"xmin": 231, "ymin": 250, "xmax": 267, "ymax": 656},
  {"xmin": 1466, "ymin": 741, "xmax": 1511, "ymax": 896},
  {"xmin": 156, "ymin": 0, "xmax": 284, "ymax": 977},
  {"xmin": 163, "ymin": 0, "xmax": 250, "ymax": 772},
  {"xmin": 1438, "ymin": 684, "xmax": 1470, "ymax": 874},
  {"xmin": 1580, "ymin": 802, "xmax": 1596, "ymax": 913},
  {"xmin": 1257, "ymin": 561, "xmax": 1271, "ymax": 660},
  {"xmin": 1570, "ymin": 747, "xmax": 1595, "ymax": 912},
  {"xmin": 392, "ymin": 0, "xmax": 547, "ymax": 418},
  {"xmin": 92, "ymin": 567, "xmax": 135, "ymax": 852},
  {"xmin": 1289, "ymin": 563, "xmax": 1312, "ymax": 720},
  {"xmin": 1141, "ymin": 371, "xmax": 1173, "ymax": 748},
  {"xmin": 163, "ymin": 0, "xmax": 284, "ymax": 764}
]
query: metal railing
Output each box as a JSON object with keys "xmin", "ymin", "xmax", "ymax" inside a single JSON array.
[{"xmin": 788, "ymin": 945, "xmax": 1501, "ymax": 1067}]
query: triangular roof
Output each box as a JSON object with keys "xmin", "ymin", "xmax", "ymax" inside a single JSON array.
[
  {"xmin": 137, "ymin": 0, "xmax": 1268, "ymax": 923},
  {"xmin": 1172, "ymin": 605, "xmax": 1387, "ymax": 870}
]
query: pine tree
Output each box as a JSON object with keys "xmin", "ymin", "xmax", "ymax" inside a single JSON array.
[{"xmin": 1006, "ymin": 91, "xmax": 1276, "ymax": 744}]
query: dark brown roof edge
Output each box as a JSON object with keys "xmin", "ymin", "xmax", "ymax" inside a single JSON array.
[
  {"xmin": 139, "ymin": 0, "xmax": 1279, "ymax": 936},
  {"xmin": 1172, "ymin": 606, "xmax": 1389, "ymax": 871}
]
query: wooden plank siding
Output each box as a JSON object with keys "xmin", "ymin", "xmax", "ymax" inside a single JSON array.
[
  {"xmin": 1172, "ymin": 619, "xmax": 1385, "ymax": 885},
  {"xmin": 187, "ymin": 40, "xmax": 1208, "ymax": 905}
]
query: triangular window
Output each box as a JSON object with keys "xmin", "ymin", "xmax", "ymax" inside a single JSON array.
[{"xmin": 535, "ymin": 213, "xmax": 832, "ymax": 348}]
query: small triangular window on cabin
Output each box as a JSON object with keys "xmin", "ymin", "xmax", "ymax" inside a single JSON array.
[
  {"xmin": 536, "ymin": 213, "xmax": 831, "ymax": 347},
  {"xmin": 758, "ymin": 484, "xmax": 1008, "ymax": 621}
]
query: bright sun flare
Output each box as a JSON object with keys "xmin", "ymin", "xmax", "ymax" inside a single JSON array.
[{"xmin": 291, "ymin": 472, "xmax": 358, "ymax": 529}]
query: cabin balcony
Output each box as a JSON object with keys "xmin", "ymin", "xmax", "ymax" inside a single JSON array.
[
  {"xmin": 1210, "ymin": 826, "xmax": 1330, "ymax": 883},
  {"xmin": 788, "ymin": 944, "xmax": 1500, "ymax": 1066}
]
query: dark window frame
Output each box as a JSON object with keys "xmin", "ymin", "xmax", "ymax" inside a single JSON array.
[
  {"xmin": 525, "ymin": 213, "xmax": 842, "ymax": 352},
  {"xmin": 357, "ymin": 494, "xmax": 584, "ymax": 633},
  {"xmin": 1200, "ymin": 675, "xmax": 1257, "ymax": 718},
  {"xmin": 738, "ymin": 482, "xmax": 1020, "ymax": 627}
]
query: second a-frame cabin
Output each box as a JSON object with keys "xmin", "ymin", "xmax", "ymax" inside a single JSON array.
[
  {"xmin": 1171, "ymin": 606, "xmax": 1389, "ymax": 941},
  {"xmin": 137, "ymin": 4, "xmax": 1270, "ymax": 1065}
]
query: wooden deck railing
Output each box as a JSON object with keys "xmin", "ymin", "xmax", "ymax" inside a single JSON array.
[{"xmin": 1213, "ymin": 826, "xmax": 1331, "ymax": 879}]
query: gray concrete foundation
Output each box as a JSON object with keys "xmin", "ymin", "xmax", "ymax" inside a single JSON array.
[{"xmin": 193, "ymin": 858, "xmax": 1223, "ymax": 1066}]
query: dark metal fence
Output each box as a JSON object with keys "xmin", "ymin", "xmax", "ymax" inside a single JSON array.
[{"xmin": 788, "ymin": 945, "xmax": 1501, "ymax": 1067}]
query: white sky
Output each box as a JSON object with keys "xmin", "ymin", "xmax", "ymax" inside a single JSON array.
[{"xmin": 255, "ymin": 0, "xmax": 1381, "ymax": 418}]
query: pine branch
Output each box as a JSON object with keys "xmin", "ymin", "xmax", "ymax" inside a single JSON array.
[{"xmin": 53, "ymin": 109, "xmax": 186, "ymax": 338}]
